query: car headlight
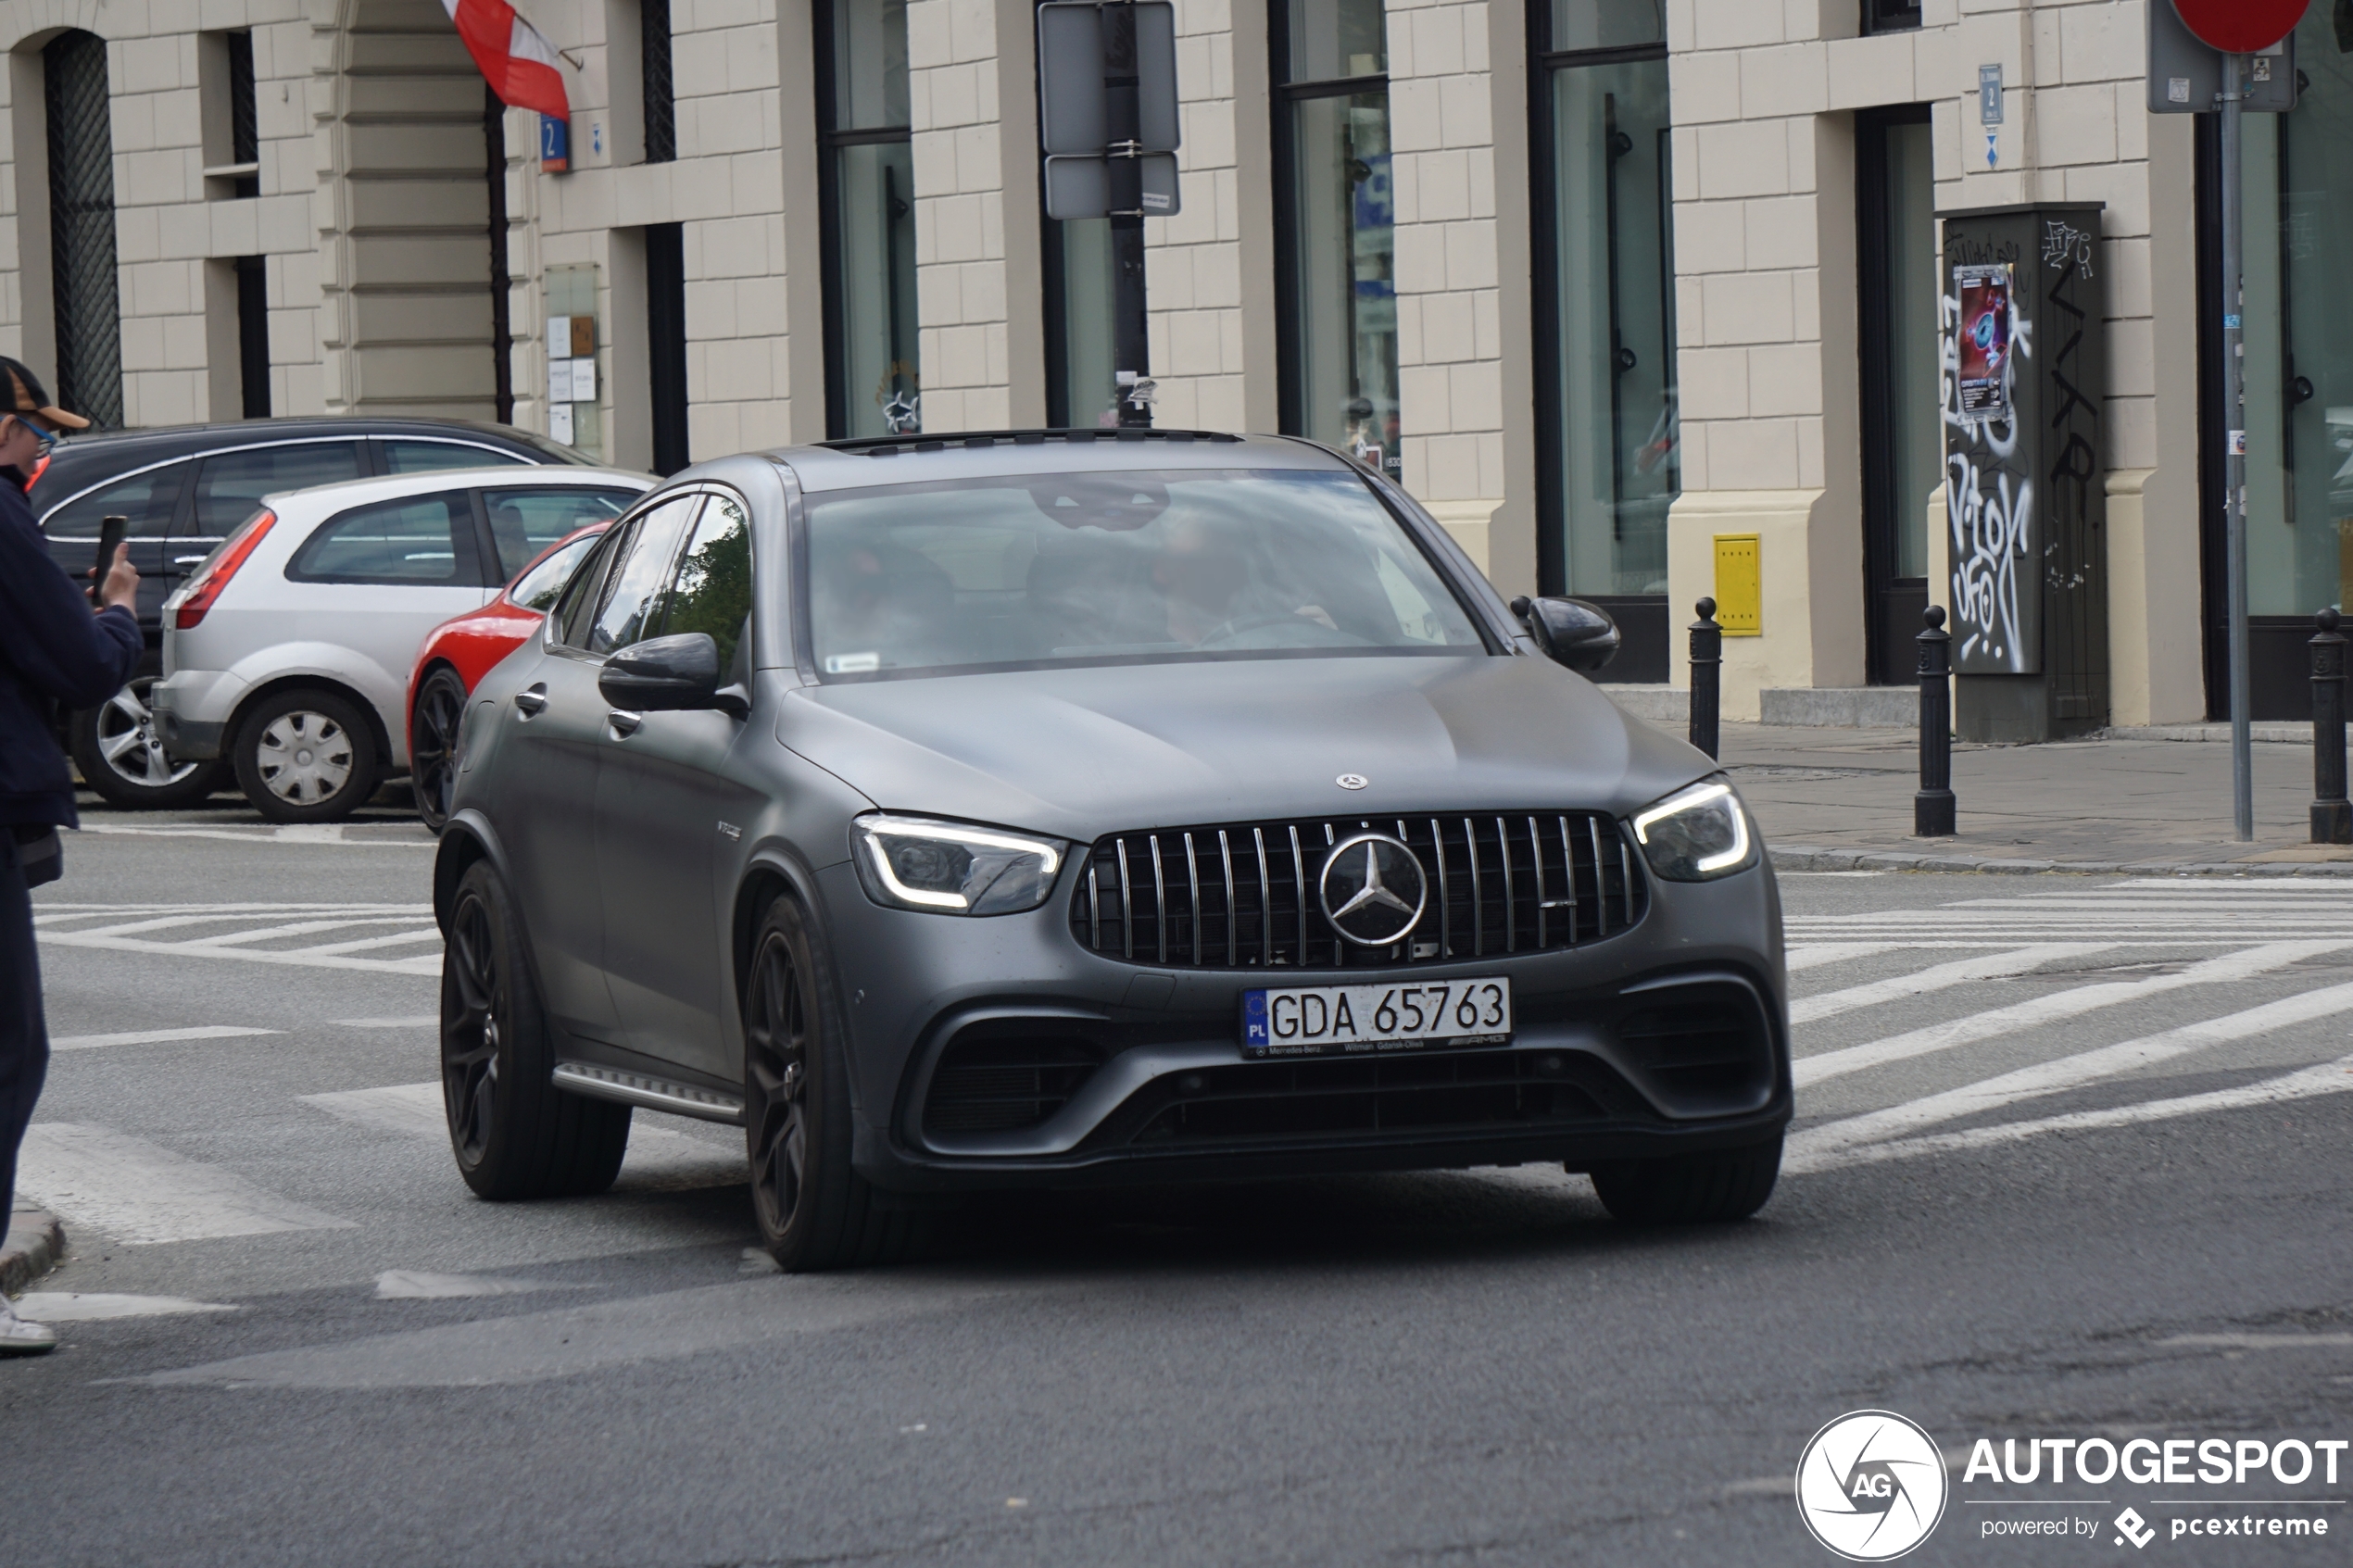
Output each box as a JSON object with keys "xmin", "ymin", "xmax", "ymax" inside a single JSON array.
[
  {"xmin": 851, "ymin": 814, "xmax": 1066, "ymax": 915},
  {"xmin": 1629, "ymin": 777, "xmax": 1756, "ymax": 882}
]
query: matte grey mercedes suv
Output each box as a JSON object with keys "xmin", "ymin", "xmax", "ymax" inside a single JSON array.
[{"xmin": 434, "ymin": 430, "xmax": 1789, "ymax": 1269}]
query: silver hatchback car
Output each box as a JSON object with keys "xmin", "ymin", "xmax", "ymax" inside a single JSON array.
[{"xmin": 434, "ymin": 432, "xmax": 1789, "ymax": 1270}]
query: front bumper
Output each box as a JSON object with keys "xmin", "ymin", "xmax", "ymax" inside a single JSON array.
[
  {"xmin": 818, "ymin": 859, "xmax": 1791, "ymax": 1194},
  {"xmin": 149, "ymin": 669, "xmax": 245, "ymax": 760}
]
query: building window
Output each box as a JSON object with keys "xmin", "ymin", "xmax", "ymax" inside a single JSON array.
[
  {"xmin": 1856, "ymin": 107, "xmax": 1938, "ymax": 685},
  {"xmin": 643, "ymin": 0, "xmax": 675, "ymax": 163},
  {"xmin": 1861, "ymin": 0, "xmax": 1923, "ymax": 34},
  {"xmin": 1530, "ymin": 0, "xmax": 1672, "ymax": 675},
  {"xmin": 1044, "ymin": 218, "xmax": 1121, "ymax": 428},
  {"xmin": 236, "ymin": 256, "xmax": 271, "ymax": 418},
  {"xmin": 44, "ymin": 31, "xmax": 123, "ymax": 431},
  {"xmin": 2207, "ymin": 6, "xmax": 2353, "ymax": 715},
  {"xmin": 646, "ymin": 222, "xmax": 690, "ymax": 472},
  {"xmin": 817, "ymin": 0, "xmax": 920, "ymax": 436},
  {"xmin": 228, "ymin": 31, "xmax": 260, "ymax": 196},
  {"xmin": 1273, "ymin": 0, "xmax": 1397, "ymax": 479}
]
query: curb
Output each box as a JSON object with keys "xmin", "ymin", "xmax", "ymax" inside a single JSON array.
[
  {"xmin": 1770, "ymin": 846, "xmax": 2353, "ymax": 877},
  {"xmin": 1, "ymin": 1206, "xmax": 64, "ymax": 1298}
]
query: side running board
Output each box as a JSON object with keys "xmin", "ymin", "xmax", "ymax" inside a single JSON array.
[{"xmin": 551, "ymin": 1060, "xmax": 746, "ymax": 1125}]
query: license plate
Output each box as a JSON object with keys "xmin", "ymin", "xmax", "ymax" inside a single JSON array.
[{"xmin": 1240, "ymin": 978, "xmax": 1512, "ymax": 1060}]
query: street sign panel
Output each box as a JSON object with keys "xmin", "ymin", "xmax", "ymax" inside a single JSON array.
[
  {"xmin": 1043, "ymin": 151, "xmax": 1180, "ymax": 220},
  {"xmin": 2170, "ymin": 0, "xmax": 2309, "ymax": 54},
  {"xmin": 2148, "ymin": 1, "xmax": 2296, "ymax": 115},
  {"xmin": 1038, "ymin": 1, "xmax": 1181, "ymax": 155}
]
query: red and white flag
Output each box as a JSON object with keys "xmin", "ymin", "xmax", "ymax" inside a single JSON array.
[{"xmin": 442, "ymin": 0, "xmax": 569, "ymax": 120}]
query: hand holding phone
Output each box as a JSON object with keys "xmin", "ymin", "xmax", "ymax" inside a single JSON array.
[{"xmin": 90, "ymin": 515, "xmax": 131, "ymax": 608}]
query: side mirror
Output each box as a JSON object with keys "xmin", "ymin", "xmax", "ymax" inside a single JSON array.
[
  {"xmin": 1510, "ymin": 596, "xmax": 1621, "ymax": 673},
  {"xmin": 598, "ymin": 633, "xmax": 748, "ymax": 715}
]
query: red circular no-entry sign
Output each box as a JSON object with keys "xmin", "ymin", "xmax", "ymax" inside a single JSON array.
[{"xmin": 2172, "ymin": 0, "xmax": 2311, "ymax": 54}]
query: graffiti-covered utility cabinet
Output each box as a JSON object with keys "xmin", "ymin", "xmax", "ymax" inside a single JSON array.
[{"xmin": 1937, "ymin": 202, "xmax": 2108, "ymax": 742}]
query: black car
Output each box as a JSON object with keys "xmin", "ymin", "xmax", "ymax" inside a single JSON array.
[{"xmin": 31, "ymin": 417, "xmax": 585, "ymax": 807}]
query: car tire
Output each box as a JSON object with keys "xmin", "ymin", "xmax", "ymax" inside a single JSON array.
[
  {"xmin": 232, "ymin": 687, "xmax": 379, "ymax": 823},
  {"xmin": 69, "ymin": 677, "xmax": 226, "ymax": 809},
  {"xmin": 409, "ymin": 665, "xmax": 468, "ymax": 834},
  {"xmin": 1588, "ymin": 1135, "xmax": 1782, "ymax": 1224},
  {"xmin": 441, "ymin": 859, "xmax": 632, "ymax": 1199},
  {"xmin": 743, "ymin": 893, "xmax": 913, "ymax": 1271}
]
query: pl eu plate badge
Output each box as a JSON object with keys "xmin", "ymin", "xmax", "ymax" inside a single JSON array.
[
  {"xmin": 538, "ymin": 114, "xmax": 570, "ymax": 173},
  {"xmin": 1242, "ymin": 990, "xmax": 1270, "ymax": 1052}
]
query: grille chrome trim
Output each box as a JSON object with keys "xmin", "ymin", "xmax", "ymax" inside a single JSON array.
[{"xmin": 1073, "ymin": 810, "xmax": 1646, "ymax": 970}]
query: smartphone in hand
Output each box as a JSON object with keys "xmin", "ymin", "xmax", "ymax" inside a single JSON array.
[{"xmin": 90, "ymin": 514, "xmax": 126, "ymax": 605}]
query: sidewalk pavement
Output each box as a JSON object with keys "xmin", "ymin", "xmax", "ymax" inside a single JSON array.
[
  {"xmin": 2, "ymin": 1201, "xmax": 63, "ymax": 1298},
  {"xmin": 1688, "ymin": 721, "xmax": 2352, "ymax": 875}
]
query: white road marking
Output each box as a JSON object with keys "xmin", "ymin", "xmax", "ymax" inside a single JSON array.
[
  {"xmin": 32, "ymin": 903, "xmax": 440, "ymax": 973},
  {"xmin": 13, "ymin": 1293, "xmax": 237, "ymax": 1322},
  {"xmin": 374, "ymin": 1271, "xmax": 585, "ymax": 1299},
  {"xmin": 1789, "ymin": 988, "xmax": 2353, "ymax": 1168},
  {"xmin": 49, "ymin": 1025, "xmax": 281, "ymax": 1051},
  {"xmin": 331, "ymin": 1016, "xmax": 438, "ymax": 1029},
  {"xmin": 178, "ymin": 917, "xmax": 431, "ymax": 949},
  {"xmin": 1793, "ymin": 940, "xmax": 2348, "ymax": 1087},
  {"xmin": 2158, "ymin": 1332, "xmax": 2353, "ymax": 1350},
  {"xmin": 1790, "ymin": 944, "xmax": 2114, "ymax": 1024},
  {"xmin": 1786, "ymin": 1053, "xmax": 2353, "ymax": 1175},
  {"xmin": 39, "ymin": 927, "xmax": 440, "ymax": 976},
  {"xmin": 15, "ymin": 1123, "xmax": 356, "ymax": 1245},
  {"xmin": 1785, "ymin": 943, "xmax": 1903, "ymax": 972},
  {"xmin": 300, "ymin": 1081, "xmax": 746, "ymax": 1188},
  {"xmin": 293, "ymin": 929, "xmax": 442, "ymax": 957}
]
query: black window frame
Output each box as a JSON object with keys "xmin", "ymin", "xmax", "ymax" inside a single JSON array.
[
  {"xmin": 1855, "ymin": 102, "xmax": 1935, "ymax": 687},
  {"xmin": 812, "ymin": 0, "xmax": 915, "ymax": 441},
  {"xmin": 226, "ymin": 30, "xmax": 260, "ymax": 197},
  {"xmin": 555, "ymin": 521, "xmax": 631, "ymax": 648},
  {"xmin": 1525, "ymin": 0, "xmax": 1671, "ymax": 679},
  {"xmin": 1861, "ymin": 0, "xmax": 1923, "ymax": 34},
  {"xmin": 643, "ymin": 0, "xmax": 677, "ymax": 163}
]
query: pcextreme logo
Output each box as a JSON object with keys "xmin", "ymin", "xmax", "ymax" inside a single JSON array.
[{"xmin": 1796, "ymin": 1411, "xmax": 1951, "ymax": 1562}]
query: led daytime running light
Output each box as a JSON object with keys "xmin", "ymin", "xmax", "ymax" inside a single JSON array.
[
  {"xmin": 858, "ymin": 817, "xmax": 1063, "ymax": 911},
  {"xmin": 1632, "ymin": 781, "xmax": 1751, "ymax": 875}
]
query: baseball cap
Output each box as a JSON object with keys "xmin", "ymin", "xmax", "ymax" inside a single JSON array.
[{"xmin": 0, "ymin": 358, "xmax": 90, "ymax": 433}]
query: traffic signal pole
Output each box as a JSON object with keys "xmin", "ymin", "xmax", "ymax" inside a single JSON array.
[{"xmin": 2221, "ymin": 49, "xmax": 2253, "ymax": 841}]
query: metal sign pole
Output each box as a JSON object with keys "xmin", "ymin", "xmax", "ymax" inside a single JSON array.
[
  {"xmin": 1101, "ymin": 0, "xmax": 1152, "ymax": 428},
  {"xmin": 2222, "ymin": 49, "xmax": 2253, "ymax": 840}
]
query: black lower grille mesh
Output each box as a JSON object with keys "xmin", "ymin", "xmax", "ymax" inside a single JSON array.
[
  {"xmin": 1126, "ymin": 1049, "xmax": 1611, "ymax": 1147},
  {"xmin": 922, "ymin": 1032, "xmax": 1102, "ymax": 1135},
  {"xmin": 1072, "ymin": 811, "xmax": 1643, "ymax": 969}
]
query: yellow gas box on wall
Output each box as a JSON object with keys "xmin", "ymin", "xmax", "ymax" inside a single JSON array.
[{"xmin": 1713, "ymin": 534, "xmax": 1761, "ymax": 635}]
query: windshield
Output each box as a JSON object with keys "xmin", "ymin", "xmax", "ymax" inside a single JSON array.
[{"xmin": 802, "ymin": 468, "xmax": 1487, "ymax": 679}]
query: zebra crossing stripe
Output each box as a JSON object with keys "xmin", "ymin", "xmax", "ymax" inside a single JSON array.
[
  {"xmin": 301, "ymin": 1082, "xmax": 746, "ymax": 1189},
  {"xmin": 50, "ymin": 1025, "xmax": 280, "ymax": 1051},
  {"xmin": 1790, "ymin": 943, "xmax": 2115, "ymax": 1025},
  {"xmin": 1788, "ymin": 979, "xmax": 2353, "ymax": 1169},
  {"xmin": 16, "ymin": 1123, "xmax": 356, "ymax": 1245},
  {"xmin": 1786, "ymin": 943, "xmax": 1903, "ymax": 972},
  {"xmin": 1793, "ymin": 940, "xmax": 2348, "ymax": 1087},
  {"xmin": 1786, "ymin": 1052, "xmax": 2353, "ymax": 1174}
]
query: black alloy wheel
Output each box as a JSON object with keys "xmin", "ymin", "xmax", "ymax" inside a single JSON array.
[
  {"xmin": 70, "ymin": 677, "xmax": 226, "ymax": 809},
  {"xmin": 1587, "ymin": 1135, "xmax": 1783, "ymax": 1224},
  {"xmin": 441, "ymin": 859, "xmax": 631, "ymax": 1198},
  {"xmin": 409, "ymin": 666, "xmax": 468, "ymax": 834},
  {"xmin": 742, "ymin": 895, "xmax": 913, "ymax": 1270}
]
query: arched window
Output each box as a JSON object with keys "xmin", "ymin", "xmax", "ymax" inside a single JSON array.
[{"xmin": 44, "ymin": 30, "xmax": 123, "ymax": 429}]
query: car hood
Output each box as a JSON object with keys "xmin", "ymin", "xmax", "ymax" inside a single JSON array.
[{"xmin": 777, "ymin": 654, "xmax": 1717, "ymax": 843}]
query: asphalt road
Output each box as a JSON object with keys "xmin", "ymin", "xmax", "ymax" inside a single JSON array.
[{"xmin": 9, "ymin": 799, "xmax": 2353, "ymax": 1566}]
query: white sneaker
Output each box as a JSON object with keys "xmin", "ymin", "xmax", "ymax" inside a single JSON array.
[{"xmin": 0, "ymin": 1297, "xmax": 57, "ymax": 1355}]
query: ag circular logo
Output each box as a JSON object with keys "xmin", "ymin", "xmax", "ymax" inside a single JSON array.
[
  {"xmin": 1795, "ymin": 1411, "xmax": 1947, "ymax": 1562},
  {"xmin": 1317, "ymin": 833, "xmax": 1427, "ymax": 947}
]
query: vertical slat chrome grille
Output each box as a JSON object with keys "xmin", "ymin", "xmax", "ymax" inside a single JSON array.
[{"xmin": 1075, "ymin": 811, "xmax": 1647, "ymax": 969}]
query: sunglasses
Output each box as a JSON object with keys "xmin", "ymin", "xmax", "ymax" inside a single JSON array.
[{"xmin": 2, "ymin": 416, "xmax": 56, "ymax": 454}]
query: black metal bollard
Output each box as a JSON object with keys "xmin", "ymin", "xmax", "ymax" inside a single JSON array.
[
  {"xmin": 1916, "ymin": 606, "xmax": 1956, "ymax": 837},
  {"xmin": 1689, "ymin": 597, "xmax": 1721, "ymax": 760},
  {"xmin": 2313, "ymin": 608, "xmax": 2350, "ymax": 844}
]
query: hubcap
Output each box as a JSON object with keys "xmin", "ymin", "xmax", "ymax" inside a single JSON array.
[
  {"xmin": 257, "ymin": 711, "xmax": 353, "ymax": 804},
  {"xmin": 746, "ymin": 932, "xmax": 811, "ymax": 1239},
  {"xmin": 444, "ymin": 893, "xmax": 501, "ymax": 1162},
  {"xmin": 95, "ymin": 681, "xmax": 200, "ymax": 789}
]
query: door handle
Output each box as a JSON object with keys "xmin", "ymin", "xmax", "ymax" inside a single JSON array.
[
  {"xmin": 608, "ymin": 709, "xmax": 643, "ymax": 737},
  {"xmin": 514, "ymin": 684, "xmax": 547, "ymax": 717}
]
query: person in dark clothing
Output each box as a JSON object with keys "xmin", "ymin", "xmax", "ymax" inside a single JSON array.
[{"xmin": 0, "ymin": 358, "xmax": 134, "ymax": 1355}]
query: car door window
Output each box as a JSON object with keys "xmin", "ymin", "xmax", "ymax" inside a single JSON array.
[
  {"xmin": 556, "ymin": 526, "xmax": 628, "ymax": 646},
  {"xmin": 39, "ymin": 461, "xmax": 190, "ymax": 539},
  {"xmin": 657, "ymin": 493, "xmax": 752, "ymax": 671},
  {"xmin": 510, "ymin": 530, "xmax": 607, "ymax": 612},
  {"xmin": 380, "ymin": 438, "xmax": 530, "ymax": 475},
  {"xmin": 192, "ymin": 442, "xmax": 363, "ymax": 535},
  {"xmin": 586, "ymin": 495, "xmax": 702, "ymax": 655},
  {"xmin": 286, "ymin": 491, "xmax": 480, "ymax": 583},
  {"xmin": 481, "ymin": 486, "xmax": 640, "ymax": 580}
]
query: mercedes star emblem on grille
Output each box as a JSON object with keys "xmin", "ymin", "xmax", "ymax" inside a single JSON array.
[
  {"xmin": 1336, "ymin": 773, "xmax": 1368, "ymax": 789},
  {"xmin": 1318, "ymin": 833, "xmax": 1428, "ymax": 947}
]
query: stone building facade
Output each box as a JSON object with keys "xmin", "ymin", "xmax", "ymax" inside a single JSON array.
[{"xmin": 0, "ymin": 1, "xmax": 2311, "ymax": 725}]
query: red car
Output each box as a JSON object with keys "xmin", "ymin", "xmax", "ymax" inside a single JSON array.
[{"xmin": 408, "ymin": 519, "xmax": 615, "ymax": 831}]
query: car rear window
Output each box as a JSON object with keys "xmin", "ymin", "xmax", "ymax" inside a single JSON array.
[
  {"xmin": 380, "ymin": 438, "xmax": 530, "ymax": 475},
  {"xmin": 39, "ymin": 460, "xmax": 189, "ymax": 539},
  {"xmin": 802, "ymin": 468, "xmax": 1486, "ymax": 680},
  {"xmin": 194, "ymin": 442, "xmax": 364, "ymax": 535},
  {"xmin": 482, "ymin": 486, "xmax": 639, "ymax": 578},
  {"xmin": 287, "ymin": 491, "xmax": 478, "ymax": 584}
]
